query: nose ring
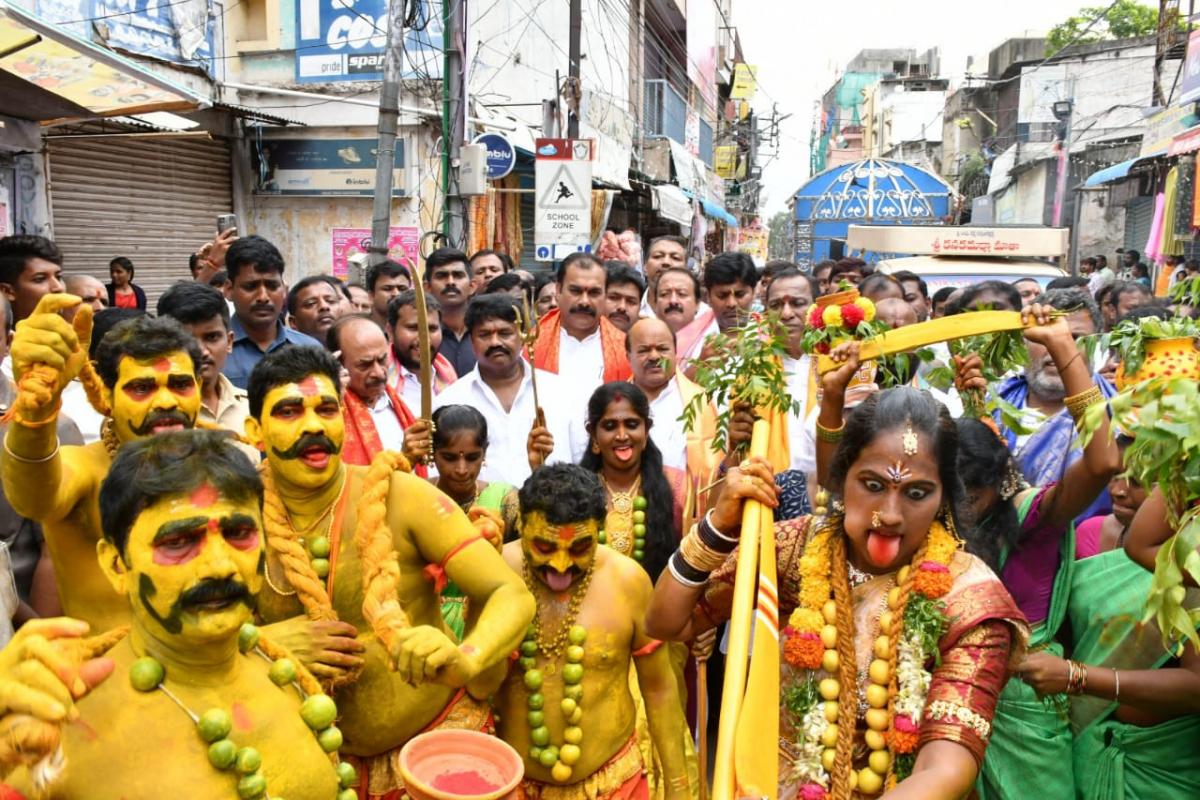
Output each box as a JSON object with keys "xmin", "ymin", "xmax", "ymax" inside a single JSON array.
[{"xmin": 871, "ymin": 510, "xmax": 883, "ymax": 528}]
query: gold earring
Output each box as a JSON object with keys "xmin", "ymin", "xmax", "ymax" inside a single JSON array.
[{"xmin": 872, "ymin": 510, "xmax": 883, "ymax": 528}]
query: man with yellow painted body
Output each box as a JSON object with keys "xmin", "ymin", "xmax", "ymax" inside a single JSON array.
[
  {"xmin": 245, "ymin": 346, "xmax": 534, "ymax": 798},
  {"xmin": 1, "ymin": 295, "xmax": 204, "ymax": 631},
  {"xmin": 497, "ymin": 464, "xmax": 690, "ymax": 800},
  {"xmin": 0, "ymin": 430, "xmax": 354, "ymax": 800}
]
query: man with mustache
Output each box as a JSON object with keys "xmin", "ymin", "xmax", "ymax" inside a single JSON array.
[
  {"xmin": 0, "ymin": 429, "xmax": 353, "ymax": 798},
  {"xmin": 533, "ymin": 253, "xmax": 631, "ymax": 415},
  {"xmin": 223, "ymin": 235, "xmax": 321, "ymax": 389},
  {"xmin": 426, "ymin": 247, "xmax": 476, "ymax": 377},
  {"xmin": 157, "ymin": 281, "xmax": 250, "ymax": 440},
  {"xmin": 603, "ymin": 262, "xmax": 645, "ymax": 333},
  {"xmin": 246, "ymin": 345, "xmax": 534, "ymax": 799},
  {"xmin": 386, "ymin": 289, "xmax": 457, "ymax": 415},
  {"xmin": 495, "ymin": 464, "xmax": 691, "ymax": 799},
  {"xmin": 287, "ymin": 275, "xmax": 344, "ymax": 342},
  {"xmin": 638, "ymin": 235, "xmax": 688, "ymax": 318},
  {"xmin": 992, "ymin": 287, "xmax": 1114, "ymax": 521},
  {"xmin": 2, "ymin": 300, "xmax": 203, "ymax": 632},
  {"xmin": 327, "ymin": 314, "xmax": 430, "ymax": 470},
  {"xmin": 436, "ymin": 293, "xmax": 571, "ymax": 486},
  {"xmin": 652, "ymin": 267, "xmax": 701, "ymax": 337}
]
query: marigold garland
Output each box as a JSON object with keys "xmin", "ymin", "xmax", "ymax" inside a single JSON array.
[{"xmin": 784, "ymin": 513, "xmax": 957, "ymax": 797}]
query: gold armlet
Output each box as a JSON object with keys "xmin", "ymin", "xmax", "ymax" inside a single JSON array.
[
  {"xmin": 1064, "ymin": 385, "xmax": 1103, "ymax": 422},
  {"xmin": 815, "ymin": 419, "xmax": 845, "ymax": 444}
]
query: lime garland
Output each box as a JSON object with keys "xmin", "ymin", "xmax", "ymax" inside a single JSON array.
[
  {"xmin": 781, "ymin": 515, "xmax": 955, "ymax": 797},
  {"xmin": 128, "ymin": 624, "xmax": 356, "ymax": 800},
  {"xmin": 597, "ymin": 478, "xmax": 648, "ymax": 562},
  {"xmin": 520, "ymin": 561, "xmax": 594, "ymax": 783}
]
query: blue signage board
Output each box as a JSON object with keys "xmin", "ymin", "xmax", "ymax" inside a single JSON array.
[
  {"xmin": 251, "ymin": 138, "xmax": 407, "ymax": 196},
  {"xmin": 473, "ymin": 132, "xmax": 516, "ymax": 180},
  {"xmin": 90, "ymin": 0, "xmax": 214, "ymax": 74},
  {"xmin": 295, "ymin": 0, "xmax": 443, "ymax": 83}
]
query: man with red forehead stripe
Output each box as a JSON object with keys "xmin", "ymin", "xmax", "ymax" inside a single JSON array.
[
  {"xmin": 1, "ymin": 297, "xmax": 204, "ymax": 631},
  {"xmin": 245, "ymin": 346, "xmax": 534, "ymax": 799},
  {"xmin": 496, "ymin": 464, "xmax": 691, "ymax": 800}
]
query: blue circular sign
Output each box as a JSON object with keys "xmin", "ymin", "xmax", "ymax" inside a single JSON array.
[{"xmin": 473, "ymin": 132, "xmax": 516, "ymax": 180}]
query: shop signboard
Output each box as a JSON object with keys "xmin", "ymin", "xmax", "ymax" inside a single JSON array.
[
  {"xmin": 1180, "ymin": 29, "xmax": 1200, "ymax": 105},
  {"xmin": 534, "ymin": 138, "xmax": 593, "ymax": 262},
  {"xmin": 847, "ymin": 224, "xmax": 1068, "ymax": 258},
  {"xmin": 89, "ymin": 0, "xmax": 213, "ymax": 73},
  {"xmin": 731, "ymin": 64, "xmax": 757, "ymax": 100},
  {"xmin": 473, "ymin": 132, "xmax": 516, "ymax": 180},
  {"xmin": 252, "ymin": 138, "xmax": 406, "ymax": 196},
  {"xmin": 295, "ymin": 0, "xmax": 443, "ymax": 83},
  {"xmin": 330, "ymin": 227, "xmax": 419, "ymax": 279},
  {"xmin": 1142, "ymin": 105, "xmax": 1195, "ymax": 157}
]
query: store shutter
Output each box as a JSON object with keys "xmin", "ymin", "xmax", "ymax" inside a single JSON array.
[
  {"xmin": 47, "ymin": 136, "xmax": 233, "ymax": 305},
  {"xmin": 1123, "ymin": 196, "xmax": 1153, "ymax": 255}
]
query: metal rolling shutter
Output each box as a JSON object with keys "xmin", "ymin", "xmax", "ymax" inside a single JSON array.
[
  {"xmin": 1123, "ymin": 196, "xmax": 1153, "ymax": 254},
  {"xmin": 47, "ymin": 136, "xmax": 233, "ymax": 305}
]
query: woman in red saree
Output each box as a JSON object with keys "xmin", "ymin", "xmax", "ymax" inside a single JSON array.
[{"xmin": 648, "ymin": 347, "xmax": 1028, "ymax": 799}]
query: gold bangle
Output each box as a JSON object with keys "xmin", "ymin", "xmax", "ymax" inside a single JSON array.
[
  {"xmin": 1064, "ymin": 385, "xmax": 1103, "ymax": 422},
  {"xmin": 815, "ymin": 419, "xmax": 845, "ymax": 444},
  {"xmin": 3, "ymin": 435, "xmax": 59, "ymax": 464},
  {"xmin": 678, "ymin": 529, "xmax": 728, "ymax": 573}
]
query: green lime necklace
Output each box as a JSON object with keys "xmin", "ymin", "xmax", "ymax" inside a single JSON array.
[
  {"xmin": 128, "ymin": 623, "xmax": 357, "ymax": 799},
  {"xmin": 520, "ymin": 561, "xmax": 593, "ymax": 783}
]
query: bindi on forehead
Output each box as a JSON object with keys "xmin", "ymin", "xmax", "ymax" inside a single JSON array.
[
  {"xmin": 297, "ymin": 376, "xmax": 320, "ymax": 397},
  {"xmin": 191, "ymin": 482, "xmax": 219, "ymax": 509},
  {"xmin": 557, "ymin": 525, "xmax": 578, "ymax": 542},
  {"xmin": 153, "ymin": 357, "xmax": 172, "ymax": 373}
]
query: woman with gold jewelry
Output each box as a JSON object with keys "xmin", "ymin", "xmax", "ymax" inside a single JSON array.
[
  {"xmin": 646, "ymin": 344, "xmax": 1028, "ymax": 799},
  {"xmin": 580, "ymin": 382, "xmax": 687, "ymax": 580},
  {"xmin": 952, "ymin": 306, "xmax": 1121, "ymax": 800}
]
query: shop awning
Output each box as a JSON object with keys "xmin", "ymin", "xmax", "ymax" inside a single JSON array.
[
  {"xmin": 681, "ymin": 188, "xmax": 738, "ymax": 227},
  {"xmin": 0, "ymin": 1, "xmax": 206, "ymax": 123},
  {"xmin": 652, "ymin": 184, "xmax": 692, "ymax": 226},
  {"xmin": 1082, "ymin": 152, "xmax": 1163, "ymax": 187}
]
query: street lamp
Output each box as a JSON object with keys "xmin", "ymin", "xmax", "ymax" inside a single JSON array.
[{"xmin": 1051, "ymin": 99, "xmax": 1073, "ymax": 228}]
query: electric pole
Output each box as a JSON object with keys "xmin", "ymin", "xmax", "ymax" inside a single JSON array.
[
  {"xmin": 369, "ymin": 0, "xmax": 408, "ymax": 271},
  {"xmin": 568, "ymin": 0, "xmax": 581, "ymax": 137},
  {"xmin": 443, "ymin": 0, "xmax": 468, "ymax": 247}
]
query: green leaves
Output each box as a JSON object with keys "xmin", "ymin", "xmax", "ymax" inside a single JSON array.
[
  {"xmin": 903, "ymin": 593, "xmax": 949, "ymax": 667},
  {"xmin": 783, "ymin": 675, "xmax": 820, "ymax": 721},
  {"xmin": 1082, "ymin": 315, "xmax": 1200, "ymax": 378},
  {"xmin": 680, "ymin": 314, "xmax": 801, "ymax": 455},
  {"xmin": 1169, "ymin": 275, "xmax": 1200, "ymax": 309}
]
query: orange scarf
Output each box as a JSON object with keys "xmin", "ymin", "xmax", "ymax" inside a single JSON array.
[
  {"xmin": 532, "ymin": 308, "xmax": 631, "ymax": 381},
  {"xmin": 387, "ymin": 350, "xmax": 457, "ymax": 397},
  {"xmin": 340, "ymin": 385, "xmax": 427, "ymax": 476}
]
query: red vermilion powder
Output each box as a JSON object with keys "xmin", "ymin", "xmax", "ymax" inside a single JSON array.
[{"xmin": 431, "ymin": 770, "xmax": 500, "ymax": 795}]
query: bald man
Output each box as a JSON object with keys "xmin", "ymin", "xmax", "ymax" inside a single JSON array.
[
  {"xmin": 589, "ymin": 317, "xmax": 718, "ymax": 501},
  {"xmin": 875, "ymin": 296, "xmax": 917, "ymax": 330},
  {"xmin": 63, "ymin": 275, "xmax": 108, "ymax": 321}
]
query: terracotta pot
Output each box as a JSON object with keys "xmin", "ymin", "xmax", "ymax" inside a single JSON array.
[
  {"xmin": 1115, "ymin": 336, "xmax": 1200, "ymax": 390},
  {"xmin": 815, "ymin": 288, "xmax": 860, "ymax": 308},
  {"xmin": 399, "ymin": 730, "xmax": 524, "ymax": 800}
]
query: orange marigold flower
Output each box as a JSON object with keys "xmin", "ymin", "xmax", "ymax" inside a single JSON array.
[
  {"xmin": 913, "ymin": 566, "xmax": 952, "ymax": 598},
  {"xmin": 888, "ymin": 727, "xmax": 920, "ymax": 754},
  {"xmin": 783, "ymin": 630, "xmax": 824, "ymax": 669}
]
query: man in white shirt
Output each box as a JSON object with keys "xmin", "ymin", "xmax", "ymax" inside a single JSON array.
[
  {"xmin": 532, "ymin": 253, "xmax": 631, "ymax": 428},
  {"xmin": 435, "ymin": 293, "xmax": 569, "ymax": 487},
  {"xmin": 327, "ymin": 314, "xmax": 426, "ymax": 468},
  {"xmin": 763, "ymin": 269, "xmax": 819, "ymax": 472},
  {"xmin": 639, "ymin": 235, "xmax": 688, "ymax": 318},
  {"xmin": 386, "ymin": 289, "xmax": 456, "ymax": 413}
]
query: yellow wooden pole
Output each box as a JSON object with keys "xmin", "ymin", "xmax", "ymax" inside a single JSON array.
[{"xmin": 711, "ymin": 419, "xmax": 771, "ymax": 800}]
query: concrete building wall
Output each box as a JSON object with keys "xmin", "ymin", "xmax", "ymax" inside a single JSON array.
[{"xmin": 1075, "ymin": 186, "xmax": 1127, "ymax": 260}]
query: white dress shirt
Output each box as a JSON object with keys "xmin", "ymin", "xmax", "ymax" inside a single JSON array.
[
  {"xmin": 368, "ymin": 393, "xmax": 407, "ymax": 453},
  {"xmin": 395, "ymin": 364, "xmax": 423, "ymax": 417},
  {"xmin": 782, "ymin": 355, "xmax": 813, "ymax": 473},
  {"xmin": 434, "ymin": 362, "xmax": 572, "ymax": 486}
]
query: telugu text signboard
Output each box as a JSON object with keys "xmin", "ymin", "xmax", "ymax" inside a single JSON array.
[
  {"xmin": 534, "ymin": 139, "xmax": 594, "ymax": 262},
  {"xmin": 331, "ymin": 227, "xmax": 419, "ymax": 279},
  {"xmin": 295, "ymin": 0, "xmax": 442, "ymax": 83}
]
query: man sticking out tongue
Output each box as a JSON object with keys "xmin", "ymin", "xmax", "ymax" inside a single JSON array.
[{"xmin": 496, "ymin": 464, "xmax": 692, "ymax": 799}]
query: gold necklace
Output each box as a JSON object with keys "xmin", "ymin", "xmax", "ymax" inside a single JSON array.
[
  {"xmin": 282, "ymin": 472, "xmax": 347, "ymax": 535},
  {"xmin": 522, "ymin": 560, "xmax": 595, "ymax": 659},
  {"xmin": 101, "ymin": 417, "xmax": 120, "ymax": 457}
]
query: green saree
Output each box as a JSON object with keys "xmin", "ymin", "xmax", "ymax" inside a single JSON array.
[
  {"xmin": 977, "ymin": 490, "xmax": 1076, "ymax": 800},
  {"xmin": 1069, "ymin": 548, "xmax": 1200, "ymax": 800},
  {"xmin": 439, "ymin": 482, "xmax": 516, "ymax": 639}
]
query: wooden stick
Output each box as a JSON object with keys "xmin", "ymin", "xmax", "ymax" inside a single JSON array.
[
  {"xmin": 696, "ymin": 659, "xmax": 709, "ymax": 800},
  {"xmin": 407, "ymin": 257, "xmax": 434, "ymax": 420}
]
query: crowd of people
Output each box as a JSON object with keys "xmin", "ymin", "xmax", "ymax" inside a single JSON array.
[{"xmin": 0, "ymin": 226, "xmax": 1194, "ymax": 800}]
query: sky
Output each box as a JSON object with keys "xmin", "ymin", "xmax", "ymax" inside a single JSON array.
[{"xmin": 733, "ymin": 0, "xmax": 1111, "ymax": 217}]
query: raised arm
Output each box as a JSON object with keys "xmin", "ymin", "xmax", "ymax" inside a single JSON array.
[
  {"xmin": 1024, "ymin": 303, "xmax": 1120, "ymax": 530},
  {"xmin": 2, "ymin": 295, "xmax": 96, "ymax": 524},
  {"xmin": 645, "ymin": 458, "xmax": 777, "ymax": 641},
  {"xmin": 1123, "ymin": 489, "xmax": 1188, "ymax": 581},
  {"xmin": 815, "ymin": 342, "xmax": 865, "ymax": 488}
]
